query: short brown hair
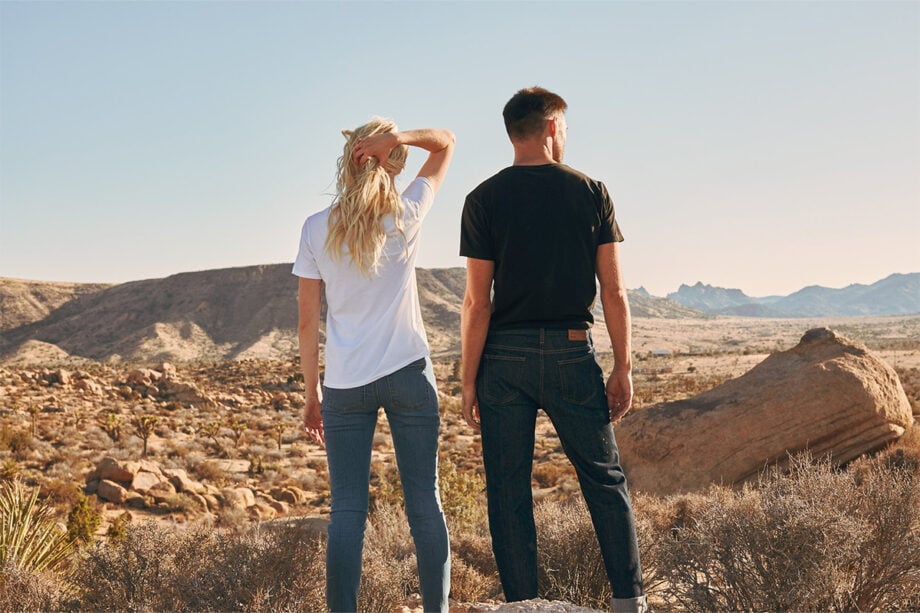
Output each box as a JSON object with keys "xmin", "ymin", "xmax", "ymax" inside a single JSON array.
[{"xmin": 502, "ymin": 86, "xmax": 568, "ymax": 141}]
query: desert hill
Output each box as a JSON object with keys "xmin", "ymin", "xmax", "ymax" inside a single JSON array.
[
  {"xmin": 0, "ymin": 278, "xmax": 113, "ymax": 332},
  {"xmin": 668, "ymin": 273, "xmax": 920, "ymax": 317},
  {"xmin": 0, "ymin": 265, "xmax": 705, "ymax": 364}
]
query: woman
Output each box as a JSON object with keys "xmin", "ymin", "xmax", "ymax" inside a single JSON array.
[{"xmin": 293, "ymin": 117, "xmax": 455, "ymax": 612}]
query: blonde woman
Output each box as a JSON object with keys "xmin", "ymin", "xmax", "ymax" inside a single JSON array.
[{"xmin": 293, "ymin": 118, "xmax": 455, "ymax": 612}]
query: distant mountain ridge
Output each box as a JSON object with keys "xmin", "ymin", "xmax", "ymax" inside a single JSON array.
[
  {"xmin": 3, "ymin": 267, "xmax": 913, "ymax": 364},
  {"xmin": 0, "ymin": 265, "xmax": 704, "ymax": 364},
  {"xmin": 667, "ymin": 273, "xmax": 920, "ymax": 317}
]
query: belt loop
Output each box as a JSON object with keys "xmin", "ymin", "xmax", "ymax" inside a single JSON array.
[{"xmin": 539, "ymin": 328, "xmax": 545, "ymax": 346}]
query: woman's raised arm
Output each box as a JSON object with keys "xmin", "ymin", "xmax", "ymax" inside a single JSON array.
[{"xmin": 354, "ymin": 128, "xmax": 455, "ymax": 194}]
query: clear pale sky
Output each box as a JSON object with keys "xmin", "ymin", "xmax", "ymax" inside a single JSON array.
[{"xmin": 2, "ymin": 0, "xmax": 918, "ymax": 297}]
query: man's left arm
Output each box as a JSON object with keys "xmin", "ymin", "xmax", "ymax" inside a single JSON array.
[{"xmin": 597, "ymin": 241, "xmax": 633, "ymax": 422}]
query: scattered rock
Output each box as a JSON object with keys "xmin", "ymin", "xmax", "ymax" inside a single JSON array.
[
  {"xmin": 247, "ymin": 502, "xmax": 277, "ymax": 521},
  {"xmin": 97, "ymin": 479, "xmax": 128, "ymax": 504},
  {"xmin": 73, "ymin": 377, "xmax": 103, "ymax": 395},
  {"xmin": 43, "ymin": 369, "xmax": 71, "ymax": 386},
  {"xmin": 203, "ymin": 494, "xmax": 221, "ymax": 513},
  {"xmin": 163, "ymin": 468, "xmax": 205, "ymax": 494},
  {"xmin": 269, "ymin": 487, "xmax": 297, "ymax": 505},
  {"xmin": 256, "ymin": 492, "xmax": 289, "ymax": 516},
  {"xmin": 159, "ymin": 379, "xmax": 212, "ymax": 405},
  {"xmin": 157, "ymin": 362, "xmax": 176, "ymax": 378},
  {"xmin": 131, "ymin": 470, "xmax": 164, "ymax": 493},
  {"xmin": 617, "ymin": 328, "xmax": 915, "ymax": 496},
  {"xmin": 94, "ymin": 457, "xmax": 134, "ymax": 484},
  {"xmin": 220, "ymin": 487, "xmax": 256, "ymax": 510},
  {"xmin": 187, "ymin": 493, "xmax": 210, "ymax": 511},
  {"xmin": 126, "ymin": 368, "xmax": 162, "ymax": 388},
  {"xmin": 125, "ymin": 491, "xmax": 147, "ymax": 508},
  {"xmin": 147, "ymin": 480, "xmax": 177, "ymax": 498}
]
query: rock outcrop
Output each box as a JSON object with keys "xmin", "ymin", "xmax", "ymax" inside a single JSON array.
[
  {"xmin": 617, "ymin": 328, "xmax": 915, "ymax": 496},
  {"xmin": 85, "ymin": 456, "xmax": 309, "ymax": 520}
]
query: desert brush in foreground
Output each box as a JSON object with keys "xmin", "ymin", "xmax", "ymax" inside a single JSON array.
[{"xmin": 1, "ymin": 441, "xmax": 919, "ymax": 612}]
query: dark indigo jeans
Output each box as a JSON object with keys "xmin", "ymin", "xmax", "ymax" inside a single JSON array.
[
  {"xmin": 477, "ymin": 329, "xmax": 643, "ymax": 602},
  {"xmin": 322, "ymin": 356, "xmax": 450, "ymax": 612}
]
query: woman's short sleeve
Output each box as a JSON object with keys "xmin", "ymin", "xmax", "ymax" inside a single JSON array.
[
  {"xmin": 292, "ymin": 218, "xmax": 322, "ymax": 279},
  {"xmin": 401, "ymin": 177, "xmax": 435, "ymax": 223}
]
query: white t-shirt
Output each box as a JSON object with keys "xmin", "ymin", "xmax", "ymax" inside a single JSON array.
[{"xmin": 292, "ymin": 177, "xmax": 435, "ymax": 389}]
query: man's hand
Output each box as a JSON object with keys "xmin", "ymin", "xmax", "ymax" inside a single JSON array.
[
  {"xmin": 303, "ymin": 396, "xmax": 325, "ymax": 446},
  {"xmin": 606, "ymin": 369, "xmax": 633, "ymax": 423},
  {"xmin": 461, "ymin": 384, "xmax": 481, "ymax": 432},
  {"xmin": 353, "ymin": 132, "xmax": 398, "ymax": 168}
]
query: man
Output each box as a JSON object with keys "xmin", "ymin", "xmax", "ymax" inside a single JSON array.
[{"xmin": 459, "ymin": 87, "xmax": 646, "ymax": 613}]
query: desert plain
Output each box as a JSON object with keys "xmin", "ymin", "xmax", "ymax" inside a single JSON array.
[{"xmin": 1, "ymin": 313, "xmax": 917, "ymax": 531}]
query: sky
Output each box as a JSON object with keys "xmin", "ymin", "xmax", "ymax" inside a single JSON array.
[{"xmin": 1, "ymin": 0, "xmax": 918, "ymax": 297}]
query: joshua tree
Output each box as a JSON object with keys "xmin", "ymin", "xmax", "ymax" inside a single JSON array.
[
  {"xmin": 71, "ymin": 407, "xmax": 86, "ymax": 429},
  {"xmin": 98, "ymin": 413, "xmax": 123, "ymax": 443},
  {"xmin": 228, "ymin": 417, "xmax": 247, "ymax": 449},
  {"xmin": 274, "ymin": 422, "xmax": 286, "ymax": 450},
  {"xmin": 27, "ymin": 404, "xmax": 40, "ymax": 439},
  {"xmin": 131, "ymin": 414, "xmax": 160, "ymax": 458},
  {"xmin": 200, "ymin": 420, "xmax": 226, "ymax": 457}
]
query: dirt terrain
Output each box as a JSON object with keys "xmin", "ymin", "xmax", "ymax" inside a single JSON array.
[{"xmin": 1, "ymin": 314, "xmax": 916, "ymax": 538}]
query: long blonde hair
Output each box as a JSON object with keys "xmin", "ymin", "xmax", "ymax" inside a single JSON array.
[{"xmin": 325, "ymin": 117, "xmax": 409, "ymax": 276}]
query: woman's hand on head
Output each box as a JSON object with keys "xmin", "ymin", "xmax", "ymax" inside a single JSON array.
[{"xmin": 353, "ymin": 132, "xmax": 399, "ymax": 168}]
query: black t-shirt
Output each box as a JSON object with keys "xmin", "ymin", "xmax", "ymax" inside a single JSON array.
[{"xmin": 460, "ymin": 163, "xmax": 624, "ymax": 330}]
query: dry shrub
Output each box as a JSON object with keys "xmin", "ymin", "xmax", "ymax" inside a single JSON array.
[
  {"xmin": 643, "ymin": 454, "xmax": 920, "ymax": 612},
  {"xmin": 0, "ymin": 427, "xmax": 32, "ymax": 459},
  {"xmin": 0, "ymin": 565, "xmax": 72, "ymax": 612},
  {"xmin": 191, "ymin": 460, "xmax": 227, "ymax": 485},
  {"xmin": 882, "ymin": 422, "xmax": 920, "ymax": 472},
  {"xmin": 531, "ymin": 461, "xmax": 574, "ymax": 489},
  {"xmin": 74, "ymin": 519, "xmax": 326, "ymax": 612},
  {"xmin": 359, "ymin": 503, "xmax": 418, "ymax": 612},
  {"xmin": 450, "ymin": 524, "xmax": 498, "ymax": 588},
  {"xmin": 534, "ymin": 497, "xmax": 611, "ymax": 609}
]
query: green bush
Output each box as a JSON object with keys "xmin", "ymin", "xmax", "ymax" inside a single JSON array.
[
  {"xmin": 66, "ymin": 493, "xmax": 101, "ymax": 547},
  {"xmin": 438, "ymin": 459, "xmax": 485, "ymax": 533}
]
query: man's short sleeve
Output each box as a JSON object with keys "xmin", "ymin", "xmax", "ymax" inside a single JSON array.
[
  {"xmin": 597, "ymin": 182, "xmax": 625, "ymax": 245},
  {"xmin": 292, "ymin": 219, "xmax": 322, "ymax": 279},
  {"xmin": 459, "ymin": 194, "xmax": 494, "ymax": 260}
]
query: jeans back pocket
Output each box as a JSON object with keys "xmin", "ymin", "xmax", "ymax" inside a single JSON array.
[
  {"xmin": 557, "ymin": 352, "xmax": 604, "ymax": 406},
  {"xmin": 479, "ymin": 354, "xmax": 527, "ymax": 404}
]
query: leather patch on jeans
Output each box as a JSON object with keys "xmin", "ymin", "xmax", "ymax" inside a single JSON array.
[{"xmin": 568, "ymin": 329, "xmax": 587, "ymax": 341}]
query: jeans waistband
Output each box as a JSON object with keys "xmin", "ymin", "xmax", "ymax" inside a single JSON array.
[{"xmin": 486, "ymin": 328, "xmax": 594, "ymax": 351}]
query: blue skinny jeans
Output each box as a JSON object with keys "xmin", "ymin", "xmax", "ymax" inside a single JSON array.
[{"xmin": 321, "ymin": 356, "xmax": 450, "ymax": 612}]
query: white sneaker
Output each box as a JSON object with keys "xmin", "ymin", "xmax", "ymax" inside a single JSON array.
[{"xmin": 611, "ymin": 594, "xmax": 648, "ymax": 613}]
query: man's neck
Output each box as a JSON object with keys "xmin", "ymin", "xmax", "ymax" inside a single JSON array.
[{"xmin": 512, "ymin": 141, "xmax": 556, "ymax": 166}]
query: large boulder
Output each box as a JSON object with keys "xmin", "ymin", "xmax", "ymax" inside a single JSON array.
[{"xmin": 618, "ymin": 328, "xmax": 914, "ymax": 496}]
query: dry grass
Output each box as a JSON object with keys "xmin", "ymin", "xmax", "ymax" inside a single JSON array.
[{"xmin": 1, "ymin": 440, "xmax": 918, "ymax": 612}]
